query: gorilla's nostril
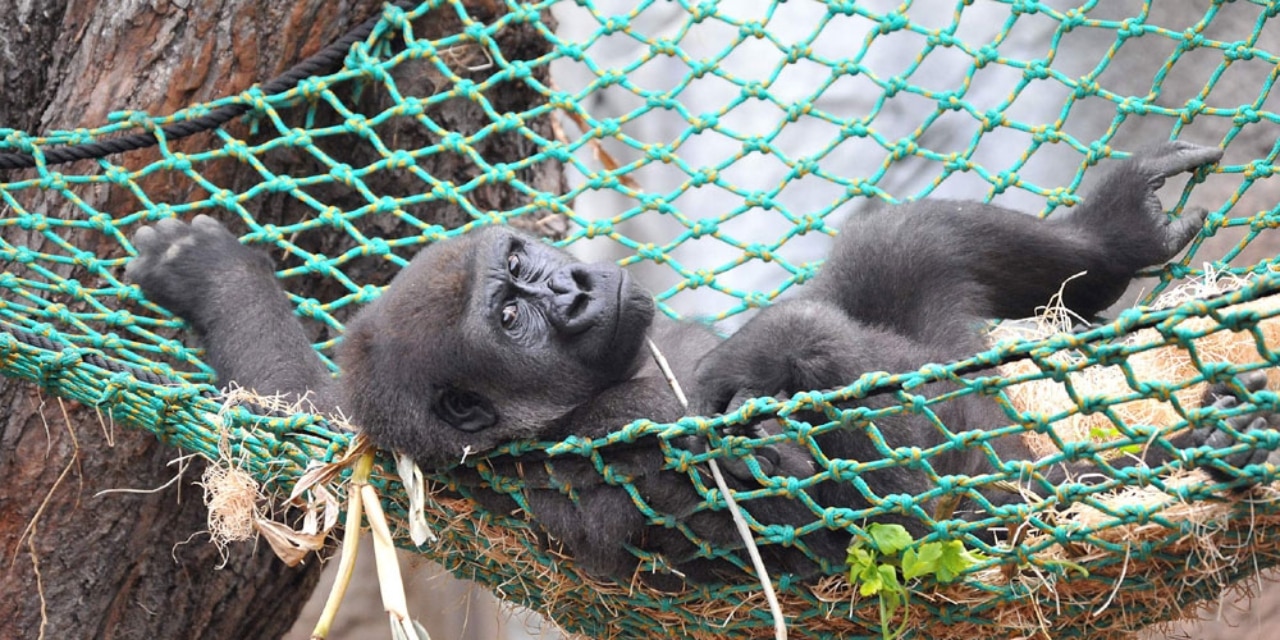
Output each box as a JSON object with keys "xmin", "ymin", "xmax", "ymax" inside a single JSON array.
[
  {"xmin": 567, "ymin": 293, "xmax": 588, "ymax": 319},
  {"xmin": 571, "ymin": 266, "xmax": 593, "ymax": 292}
]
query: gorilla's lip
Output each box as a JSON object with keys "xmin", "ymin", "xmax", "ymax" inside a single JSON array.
[{"xmin": 610, "ymin": 268, "xmax": 630, "ymax": 344}]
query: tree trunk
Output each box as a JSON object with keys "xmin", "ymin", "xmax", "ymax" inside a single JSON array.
[{"xmin": 0, "ymin": 1, "xmax": 563, "ymax": 638}]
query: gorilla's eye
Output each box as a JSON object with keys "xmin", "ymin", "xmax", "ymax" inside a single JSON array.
[
  {"xmin": 435, "ymin": 388, "xmax": 496, "ymax": 433},
  {"xmin": 501, "ymin": 303, "xmax": 518, "ymax": 328},
  {"xmin": 506, "ymin": 253, "xmax": 521, "ymax": 277}
]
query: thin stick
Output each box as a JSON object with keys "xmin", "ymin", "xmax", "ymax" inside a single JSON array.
[
  {"xmin": 29, "ymin": 529, "xmax": 47, "ymax": 640},
  {"xmin": 310, "ymin": 450, "xmax": 373, "ymax": 639},
  {"xmin": 13, "ymin": 402, "xmax": 79, "ymax": 566},
  {"xmin": 646, "ymin": 338, "xmax": 788, "ymax": 640},
  {"xmin": 93, "ymin": 472, "xmax": 183, "ymax": 497},
  {"xmin": 1092, "ymin": 543, "xmax": 1130, "ymax": 617}
]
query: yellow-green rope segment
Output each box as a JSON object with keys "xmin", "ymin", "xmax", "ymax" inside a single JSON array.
[{"xmin": 3, "ymin": 1, "xmax": 1280, "ymax": 637}]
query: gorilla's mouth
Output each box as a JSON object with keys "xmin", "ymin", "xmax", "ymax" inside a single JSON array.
[
  {"xmin": 582, "ymin": 264, "xmax": 653, "ymax": 382},
  {"xmin": 609, "ymin": 269, "xmax": 630, "ymax": 344}
]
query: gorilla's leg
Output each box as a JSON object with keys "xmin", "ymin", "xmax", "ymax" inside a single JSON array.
[{"xmin": 814, "ymin": 141, "xmax": 1224, "ymax": 336}]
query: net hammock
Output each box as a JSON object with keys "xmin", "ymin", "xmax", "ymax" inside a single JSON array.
[{"xmin": 3, "ymin": 0, "xmax": 1280, "ymax": 637}]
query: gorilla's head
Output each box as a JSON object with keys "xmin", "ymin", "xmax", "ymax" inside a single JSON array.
[{"xmin": 341, "ymin": 226, "xmax": 656, "ymax": 467}]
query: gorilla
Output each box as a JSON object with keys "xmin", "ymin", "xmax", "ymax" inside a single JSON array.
[{"xmin": 126, "ymin": 140, "xmax": 1275, "ymax": 588}]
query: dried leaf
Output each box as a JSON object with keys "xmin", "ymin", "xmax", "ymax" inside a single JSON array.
[
  {"xmin": 390, "ymin": 616, "xmax": 431, "ymax": 640},
  {"xmin": 255, "ymin": 518, "xmax": 326, "ymax": 567},
  {"xmin": 363, "ymin": 484, "xmax": 407, "ymax": 616},
  {"xmin": 314, "ymin": 483, "xmax": 340, "ymax": 534},
  {"xmin": 395, "ymin": 452, "xmax": 436, "ymax": 546},
  {"xmin": 288, "ymin": 435, "xmax": 371, "ymax": 505}
]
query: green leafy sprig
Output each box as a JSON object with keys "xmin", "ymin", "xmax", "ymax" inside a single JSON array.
[{"xmin": 847, "ymin": 523, "xmax": 989, "ymax": 640}]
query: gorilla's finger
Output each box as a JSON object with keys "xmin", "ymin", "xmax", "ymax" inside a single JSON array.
[
  {"xmin": 130, "ymin": 225, "xmax": 160, "ymax": 255},
  {"xmin": 1139, "ymin": 141, "xmax": 1223, "ymax": 180},
  {"xmin": 1161, "ymin": 207, "xmax": 1208, "ymax": 255}
]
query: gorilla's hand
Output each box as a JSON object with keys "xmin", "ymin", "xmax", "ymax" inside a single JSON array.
[
  {"xmin": 689, "ymin": 300, "xmax": 878, "ymax": 483},
  {"xmin": 1136, "ymin": 141, "xmax": 1223, "ymax": 259},
  {"xmin": 126, "ymin": 215, "xmax": 332, "ymax": 404},
  {"xmin": 1078, "ymin": 140, "xmax": 1223, "ymax": 269},
  {"xmin": 682, "ymin": 388, "xmax": 814, "ymax": 483},
  {"xmin": 126, "ymin": 215, "xmax": 275, "ymax": 330},
  {"xmin": 1185, "ymin": 371, "xmax": 1280, "ymax": 483}
]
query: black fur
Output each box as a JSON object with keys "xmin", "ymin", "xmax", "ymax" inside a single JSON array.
[
  {"xmin": 127, "ymin": 141, "xmax": 1275, "ymax": 588},
  {"xmin": 690, "ymin": 142, "xmax": 1276, "ymax": 574}
]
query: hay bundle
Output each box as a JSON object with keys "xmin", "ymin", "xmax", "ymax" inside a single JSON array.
[{"xmin": 995, "ymin": 274, "xmax": 1280, "ymax": 459}]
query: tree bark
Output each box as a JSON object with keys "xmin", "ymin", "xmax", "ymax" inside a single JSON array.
[{"xmin": 0, "ymin": 1, "xmax": 563, "ymax": 638}]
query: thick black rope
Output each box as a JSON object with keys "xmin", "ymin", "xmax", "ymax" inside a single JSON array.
[
  {"xmin": 3, "ymin": 324, "xmax": 182, "ymax": 386},
  {"xmin": 0, "ymin": 0, "xmax": 416, "ymax": 171},
  {"xmin": 0, "ymin": 324, "xmax": 323, "ymax": 423}
]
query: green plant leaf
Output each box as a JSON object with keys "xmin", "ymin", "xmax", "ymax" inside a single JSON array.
[
  {"xmin": 878, "ymin": 565, "xmax": 903, "ymax": 609},
  {"xmin": 869, "ymin": 523, "xmax": 913, "ymax": 555},
  {"xmin": 848, "ymin": 546, "xmax": 875, "ymax": 578},
  {"xmin": 859, "ymin": 561, "xmax": 885, "ymax": 596},
  {"xmin": 1089, "ymin": 426, "xmax": 1117, "ymax": 440},
  {"xmin": 936, "ymin": 540, "xmax": 987, "ymax": 583},
  {"xmin": 902, "ymin": 542, "xmax": 942, "ymax": 580}
]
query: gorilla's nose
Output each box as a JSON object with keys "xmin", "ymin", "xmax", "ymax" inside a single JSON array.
[{"xmin": 547, "ymin": 264, "xmax": 611, "ymax": 335}]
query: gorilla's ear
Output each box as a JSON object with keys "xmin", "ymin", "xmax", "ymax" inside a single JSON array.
[{"xmin": 433, "ymin": 387, "xmax": 498, "ymax": 433}]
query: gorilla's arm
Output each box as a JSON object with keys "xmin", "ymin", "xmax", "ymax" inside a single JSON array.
[{"xmin": 126, "ymin": 216, "xmax": 339, "ymax": 413}]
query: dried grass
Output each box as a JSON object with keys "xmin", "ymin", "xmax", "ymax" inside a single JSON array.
[
  {"xmin": 200, "ymin": 387, "xmax": 344, "ymax": 565},
  {"xmin": 202, "ymin": 457, "xmax": 262, "ymax": 547},
  {"xmin": 412, "ymin": 470, "xmax": 1279, "ymax": 639},
  {"xmin": 992, "ymin": 274, "xmax": 1280, "ymax": 459}
]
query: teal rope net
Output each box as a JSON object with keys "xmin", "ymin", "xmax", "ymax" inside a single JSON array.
[{"xmin": 3, "ymin": 1, "xmax": 1280, "ymax": 637}]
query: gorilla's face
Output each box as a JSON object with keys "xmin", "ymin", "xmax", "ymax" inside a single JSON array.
[
  {"xmin": 340, "ymin": 227, "xmax": 656, "ymax": 466},
  {"xmin": 480, "ymin": 228, "xmax": 655, "ymax": 380}
]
